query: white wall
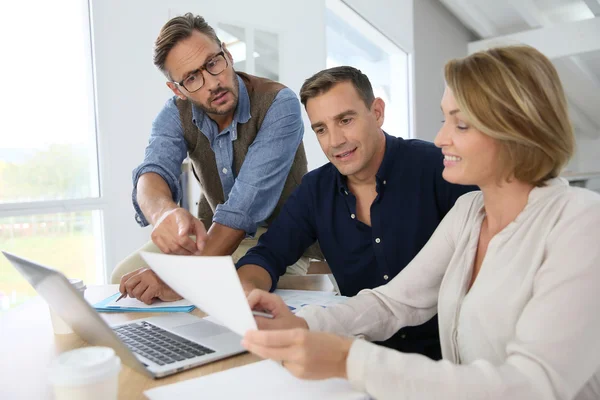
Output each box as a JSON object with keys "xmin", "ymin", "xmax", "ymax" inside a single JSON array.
[
  {"xmin": 342, "ymin": 0, "xmax": 413, "ymax": 54},
  {"xmin": 575, "ymin": 135, "xmax": 600, "ymax": 192},
  {"xmin": 91, "ymin": 0, "xmax": 168, "ymax": 279},
  {"xmin": 412, "ymin": 0, "xmax": 475, "ymax": 142},
  {"xmin": 90, "ymin": 0, "xmax": 326, "ymax": 276}
]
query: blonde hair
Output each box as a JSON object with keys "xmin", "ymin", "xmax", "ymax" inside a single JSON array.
[{"xmin": 444, "ymin": 45, "xmax": 574, "ymax": 186}]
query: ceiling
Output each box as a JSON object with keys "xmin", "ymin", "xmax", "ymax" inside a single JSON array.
[{"xmin": 440, "ymin": 0, "xmax": 600, "ymax": 139}]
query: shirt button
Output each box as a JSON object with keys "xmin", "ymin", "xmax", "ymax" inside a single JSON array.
[
  {"xmin": 375, "ymin": 238, "xmax": 381, "ymax": 243},
  {"xmin": 222, "ymin": 168, "xmax": 228, "ymax": 174},
  {"xmin": 400, "ymin": 334, "xmax": 406, "ymax": 339},
  {"xmin": 383, "ymin": 180, "xmax": 387, "ymax": 185},
  {"xmin": 350, "ymin": 214, "xmax": 356, "ymax": 219},
  {"xmin": 383, "ymin": 274, "xmax": 389, "ymax": 280},
  {"xmin": 344, "ymin": 190, "xmax": 348, "ymax": 195}
]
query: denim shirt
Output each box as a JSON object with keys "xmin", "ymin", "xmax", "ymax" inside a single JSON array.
[{"xmin": 132, "ymin": 75, "xmax": 304, "ymax": 235}]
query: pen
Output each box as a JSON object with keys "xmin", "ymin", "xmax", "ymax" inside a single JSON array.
[
  {"xmin": 115, "ymin": 292, "xmax": 127, "ymax": 302},
  {"xmin": 252, "ymin": 310, "xmax": 274, "ymax": 319}
]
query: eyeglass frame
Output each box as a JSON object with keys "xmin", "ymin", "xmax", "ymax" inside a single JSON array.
[{"xmin": 172, "ymin": 49, "xmax": 229, "ymax": 93}]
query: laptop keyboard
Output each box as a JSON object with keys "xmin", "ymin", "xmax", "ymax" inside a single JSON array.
[{"xmin": 113, "ymin": 321, "xmax": 215, "ymax": 366}]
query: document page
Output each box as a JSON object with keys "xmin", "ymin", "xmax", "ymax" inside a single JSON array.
[
  {"xmin": 145, "ymin": 360, "xmax": 371, "ymax": 400},
  {"xmin": 139, "ymin": 252, "xmax": 257, "ymax": 336}
]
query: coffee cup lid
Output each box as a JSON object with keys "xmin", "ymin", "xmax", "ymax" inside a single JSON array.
[
  {"xmin": 68, "ymin": 278, "xmax": 86, "ymax": 291},
  {"xmin": 49, "ymin": 347, "xmax": 121, "ymax": 386}
]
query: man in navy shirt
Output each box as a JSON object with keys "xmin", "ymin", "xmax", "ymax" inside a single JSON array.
[{"xmin": 235, "ymin": 66, "xmax": 476, "ymax": 359}]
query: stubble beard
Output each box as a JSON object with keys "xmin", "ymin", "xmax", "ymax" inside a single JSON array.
[{"xmin": 192, "ymin": 74, "xmax": 240, "ymax": 116}]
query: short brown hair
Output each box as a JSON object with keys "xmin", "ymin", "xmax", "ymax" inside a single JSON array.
[
  {"xmin": 153, "ymin": 13, "xmax": 221, "ymax": 78},
  {"xmin": 300, "ymin": 66, "xmax": 375, "ymax": 108},
  {"xmin": 445, "ymin": 45, "xmax": 575, "ymax": 186}
]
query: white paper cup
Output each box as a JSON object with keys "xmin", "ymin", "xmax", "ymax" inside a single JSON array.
[
  {"xmin": 49, "ymin": 346, "xmax": 121, "ymax": 400},
  {"xmin": 49, "ymin": 278, "xmax": 87, "ymax": 335}
]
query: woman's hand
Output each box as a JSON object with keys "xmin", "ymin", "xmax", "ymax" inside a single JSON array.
[
  {"xmin": 242, "ymin": 328, "xmax": 354, "ymax": 380},
  {"xmin": 247, "ymin": 289, "xmax": 308, "ymax": 330}
]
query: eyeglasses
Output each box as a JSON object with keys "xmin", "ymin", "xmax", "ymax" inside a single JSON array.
[{"xmin": 174, "ymin": 50, "xmax": 228, "ymax": 93}]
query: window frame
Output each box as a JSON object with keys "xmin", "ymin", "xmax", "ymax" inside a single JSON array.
[{"xmin": 325, "ymin": 0, "xmax": 414, "ymax": 139}]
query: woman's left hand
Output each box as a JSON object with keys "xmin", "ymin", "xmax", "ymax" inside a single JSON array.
[{"xmin": 242, "ymin": 328, "xmax": 354, "ymax": 380}]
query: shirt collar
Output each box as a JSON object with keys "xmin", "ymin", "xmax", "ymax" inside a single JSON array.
[
  {"xmin": 336, "ymin": 131, "xmax": 395, "ymax": 194},
  {"xmin": 478, "ymin": 177, "xmax": 570, "ymax": 229},
  {"xmin": 528, "ymin": 176, "xmax": 569, "ymax": 204},
  {"xmin": 191, "ymin": 74, "xmax": 251, "ymax": 139}
]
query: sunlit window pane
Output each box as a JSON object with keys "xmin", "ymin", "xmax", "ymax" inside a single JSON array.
[
  {"xmin": 255, "ymin": 29, "xmax": 279, "ymax": 81},
  {"xmin": 0, "ymin": 211, "xmax": 104, "ymax": 312},
  {"xmin": 0, "ymin": 1, "xmax": 99, "ymax": 204},
  {"xmin": 326, "ymin": 1, "xmax": 410, "ymax": 138},
  {"xmin": 217, "ymin": 24, "xmax": 279, "ymax": 81}
]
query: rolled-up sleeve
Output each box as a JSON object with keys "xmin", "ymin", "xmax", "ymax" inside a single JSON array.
[
  {"xmin": 132, "ymin": 97, "xmax": 187, "ymax": 226},
  {"xmin": 212, "ymin": 88, "xmax": 304, "ymax": 235}
]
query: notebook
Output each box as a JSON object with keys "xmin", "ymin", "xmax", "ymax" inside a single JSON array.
[
  {"xmin": 93, "ymin": 292, "xmax": 195, "ymax": 313},
  {"xmin": 144, "ymin": 360, "xmax": 371, "ymax": 400}
]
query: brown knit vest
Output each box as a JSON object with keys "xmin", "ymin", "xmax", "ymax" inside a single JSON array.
[{"xmin": 175, "ymin": 73, "xmax": 321, "ymax": 259}]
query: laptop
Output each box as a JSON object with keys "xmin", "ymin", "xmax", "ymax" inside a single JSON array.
[{"xmin": 2, "ymin": 251, "xmax": 246, "ymax": 379}]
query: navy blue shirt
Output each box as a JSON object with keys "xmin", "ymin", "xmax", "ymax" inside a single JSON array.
[{"xmin": 237, "ymin": 133, "xmax": 477, "ymax": 358}]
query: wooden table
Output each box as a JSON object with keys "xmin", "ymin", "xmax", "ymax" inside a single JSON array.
[{"xmin": 0, "ymin": 274, "xmax": 334, "ymax": 399}]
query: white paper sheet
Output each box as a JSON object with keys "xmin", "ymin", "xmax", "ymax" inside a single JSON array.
[
  {"xmin": 106, "ymin": 296, "xmax": 193, "ymax": 309},
  {"xmin": 144, "ymin": 360, "xmax": 370, "ymax": 400},
  {"xmin": 139, "ymin": 252, "xmax": 257, "ymax": 336}
]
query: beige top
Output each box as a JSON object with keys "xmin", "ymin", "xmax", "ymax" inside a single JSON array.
[{"xmin": 298, "ymin": 178, "xmax": 600, "ymax": 400}]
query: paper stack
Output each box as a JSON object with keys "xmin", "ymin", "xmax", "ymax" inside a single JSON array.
[{"xmin": 145, "ymin": 360, "xmax": 370, "ymax": 400}]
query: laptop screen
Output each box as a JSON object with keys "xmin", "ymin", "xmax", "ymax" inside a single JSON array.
[{"xmin": 2, "ymin": 251, "xmax": 149, "ymax": 376}]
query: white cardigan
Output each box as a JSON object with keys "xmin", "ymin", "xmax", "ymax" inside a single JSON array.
[{"xmin": 298, "ymin": 178, "xmax": 600, "ymax": 400}]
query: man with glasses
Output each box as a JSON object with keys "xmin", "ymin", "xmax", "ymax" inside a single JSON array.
[{"xmin": 114, "ymin": 13, "xmax": 315, "ymax": 304}]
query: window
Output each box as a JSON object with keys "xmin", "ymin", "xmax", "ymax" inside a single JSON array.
[
  {"xmin": 326, "ymin": 0, "xmax": 411, "ymax": 139},
  {"xmin": 0, "ymin": 212, "xmax": 104, "ymax": 311},
  {"xmin": 0, "ymin": 1, "xmax": 104, "ymax": 311},
  {"xmin": 217, "ymin": 24, "xmax": 280, "ymax": 81}
]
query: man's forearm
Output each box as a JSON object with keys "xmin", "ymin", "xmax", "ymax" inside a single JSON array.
[
  {"xmin": 201, "ymin": 222, "xmax": 246, "ymax": 256},
  {"xmin": 237, "ymin": 264, "xmax": 273, "ymax": 292},
  {"xmin": 137, "ymin": 173, "xmax": 178, "ymax": 225}
]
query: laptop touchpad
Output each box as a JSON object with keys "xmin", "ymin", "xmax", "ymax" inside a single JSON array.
[{"xmin": 173, "ymin": 320, "xmax": 232, "ymax": 339}]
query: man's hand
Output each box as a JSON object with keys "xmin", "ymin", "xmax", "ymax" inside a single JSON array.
[
  {"xmin": 246, "ymin": 289, "xmax": 308, "ymax": 330},
  {"xmin": 242, "ymin": 329, "xmax": 353, "ymax": 380},
  {"xmin": 151, "ymin": 208, "xmax": 207, "ymax": 255},
  {"xmin": 118, "ymin": 267, "xmax": 182, "ymax": 305}
]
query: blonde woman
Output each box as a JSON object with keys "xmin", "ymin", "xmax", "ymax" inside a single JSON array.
[{"xmin": 242, "ymin": 46, "xmax": 600, "ymax": 400}]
